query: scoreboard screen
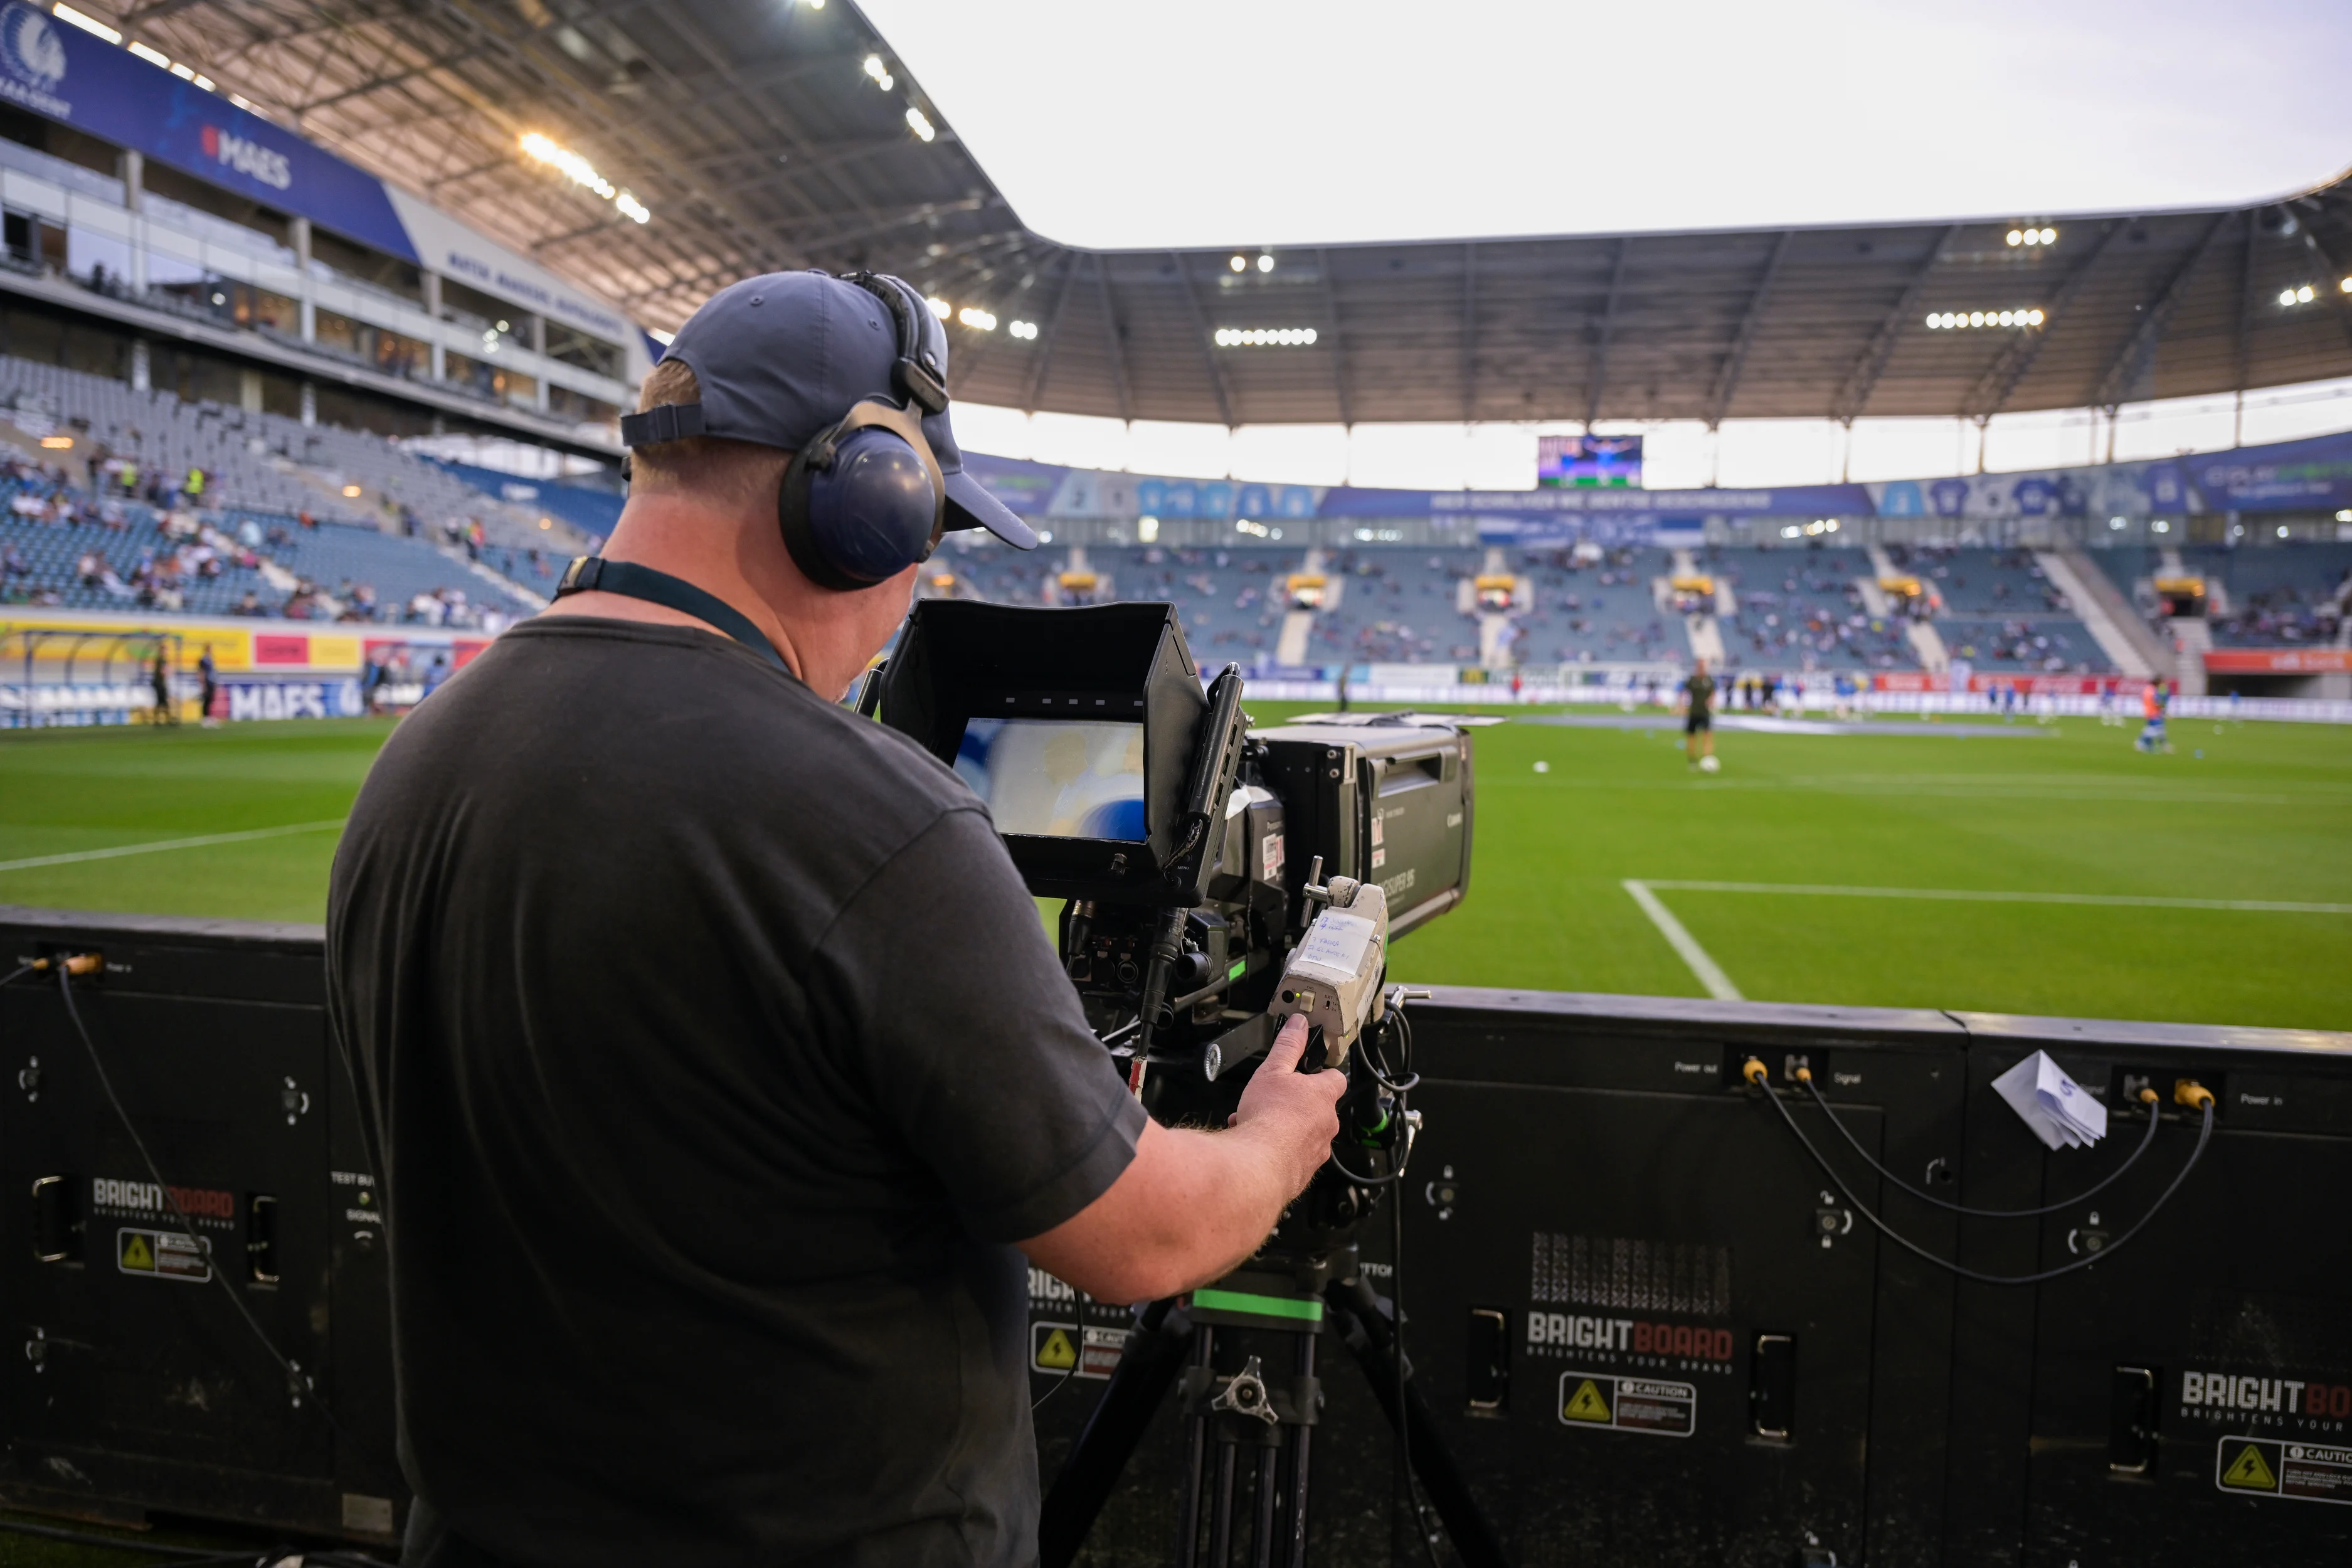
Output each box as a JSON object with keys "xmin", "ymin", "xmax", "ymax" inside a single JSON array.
[{"xmin": 1539, "ymin": 434, "xmax": 1643, "ymax": 489}]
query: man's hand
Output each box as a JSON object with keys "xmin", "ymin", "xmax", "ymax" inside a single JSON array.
[
  {"xmin": 1232, "ymin": 1015, "xmax": 1345, "ymax": 1192},
  {"xmin": 1019, "ymin": 1015, "xmax": 1348, "ymax": 1305}
]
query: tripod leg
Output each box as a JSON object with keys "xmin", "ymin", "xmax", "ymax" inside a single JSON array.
[
  {"xmin": 1176, "ymin": 1324, "xmax": 1214, "ymax": 1568},
  {"xmin": 1041, "ymin": 1299, "xmax": 1194, "ymax": 1568},
  {"xmin": 1325, "ymin": 1278, "xmax": 1513, "ymax": 1568},
  {"xmin": 1286, "ymin": 1330, "xmax": 1315, "ymax": 1568},
  {"xmin": 1210, "ymin": 1436, "xmax": 1239, "ymax": 1568},
  {"xmin": 1249, "ymin": 1445, "xmax": 1279, "ymax": 1568}
]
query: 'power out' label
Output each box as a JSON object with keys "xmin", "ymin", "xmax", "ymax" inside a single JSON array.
[{"xmin": 1557, "ymin": 1370, "xmax": 1696, "ymax": 1438}]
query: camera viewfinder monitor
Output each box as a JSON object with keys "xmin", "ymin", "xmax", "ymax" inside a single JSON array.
[{"xmin": 874, "ymin": 600, "xmax": 1210, "ymax": 903}]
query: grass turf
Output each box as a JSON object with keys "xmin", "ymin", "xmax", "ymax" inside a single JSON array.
[{"xmin": 1, "ymin": 706, "xmax": 2348, "ymax": 1030}]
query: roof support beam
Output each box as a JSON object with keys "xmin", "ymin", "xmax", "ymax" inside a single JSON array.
[
  {"xmin": 1020, "ymin": 251, "xmax": 1081, "ymax": 413},
  {"xmin": 294, "ymin": 45, "xmax": 492, "ymax": 113},
  {"xmin": 1584, "ymin": 238, "xmax": 1629, "ymax": 428},
  {"xmin": 1963, "ymin": 217, "xmax": 2129, "ymax": 420},
  {"xmin": 1168, "ymin": 251, "xmax": 1236, "ymax": 428},
  {"xmin": 1316, "ymin": 247, "xmax": 1350, "ymax": 426},
  {"xmin": 2089, "ymin": 210, "xmax": 2235, "ymax": 410},
  {"xmin": 1704, "ymin": 230, "xmax": 1793, "ymax": 427},
  {"xmin": 1831, "ymin": 224, "xmax": 1959, "ymax": 423},
  {"xmin": 1461, "ymin": 241, "xmax": 1476, "ymax": 423},
  {"xmin": 1096, "ymin": 253, "xmax": 1134, "ymax": 425}
]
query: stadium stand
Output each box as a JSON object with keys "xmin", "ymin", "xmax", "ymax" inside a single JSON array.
[
  {"xmin": 1712, "ymin": 545, "xmax": 1911, "ymax": 670},
  {"xmin": 2092, "ymin": 543, "xmax": 2352, "ymax": 650},
  {"xmin": 424, "ymin": 457, "xmax": 625, "ymax": 542}
]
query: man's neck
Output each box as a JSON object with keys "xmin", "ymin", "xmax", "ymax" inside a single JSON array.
[{"xmin": 544, "ymin": 492, "xmax": 812, "ymax": 678}]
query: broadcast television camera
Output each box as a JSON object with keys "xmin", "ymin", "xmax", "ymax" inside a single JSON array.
[
  {"xmin": 869, "ymin": 599, "xmax": 1496, "ymax": 1567},
  {"xmin": 867, "ymin": 598, "xmax": 1474, "ymax": 1120}
]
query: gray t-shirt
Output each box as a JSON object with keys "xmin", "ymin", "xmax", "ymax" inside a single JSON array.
[{"xmin": 327, "ymin": 617, "xmax": 1143, "ymax": 1567}]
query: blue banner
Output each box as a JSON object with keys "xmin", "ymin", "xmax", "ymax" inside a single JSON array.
[{"xmin": 0, "ymin": 1, "xmax": 416, "ymax": 259}]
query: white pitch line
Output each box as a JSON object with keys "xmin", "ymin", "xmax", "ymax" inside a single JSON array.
[
  {"xmin": 1639, "ymin": 879, "xmax": 2352, "ymax": 917},
  {"xmin": 1621, "ymin": 879, "xmax": 1745, "ymax": 1001},
  {"xmin": 0, "ymin": 819, "xmax": 346, "ymax": 873}
]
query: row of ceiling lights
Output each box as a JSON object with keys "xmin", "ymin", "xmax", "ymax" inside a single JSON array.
[
  {"xmin": 1926, "ymin": 309, "xmax": 2045, "ymax": 329},
  {"xmin": 519, "ymin": 133, "xmax": 650, "ymax": 224},
  {"xmin": 2278, "ymin": 279, "xmax": 2352, "ymax": 307},
  {"xmin": 1214, "ymin": 327, "xmax": 1319, "ymax": 347},
  {"xmin": 55, "ymin": 6, "xmax": 239, "ymax": 100},
  {"xmin": 2006, "ymin": 227, "xmax": 2059, "ymax": 246},
  {"xmin": 1230, "ymin": 254, "xmax": 1276, "ymax": 273},
  {"xmin": 862, "ymin": 53, "xmax": 938, "ymax": 143}
]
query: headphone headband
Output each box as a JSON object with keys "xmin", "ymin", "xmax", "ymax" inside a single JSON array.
[{"xmin": 842, "ymin": 272, "xmax": 949, "ymax": 416}]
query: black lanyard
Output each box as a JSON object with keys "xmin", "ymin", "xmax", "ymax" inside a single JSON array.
[{"xmin": 554, "ymin": 556, "xmax": 795, "ymax": 679}]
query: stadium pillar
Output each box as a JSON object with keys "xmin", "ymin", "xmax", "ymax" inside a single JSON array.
[
  {"xmin": 300, "ymin": 381, "xmax": 317, "ymax": 428},
  {"xmin": 530, "ymin": 315, "xmax": 549, "ymax": 412},
  {"xmin": 117, "ymin": 149, "xmax": 146, "ymax": 291},
  {"xmin": 421, "ymin": 272, "xmax": 447, "ymax": 384},
  {"xmin": 130, "ymin": 339, "xmax": 150, "ymax": 393},
  {"xmin": 239, "ymin": 368, "xmax": 263, "ymax": 415},
  {"xmin": 291, "ymin": 217, "xmax": 316, "ymax": 342}
]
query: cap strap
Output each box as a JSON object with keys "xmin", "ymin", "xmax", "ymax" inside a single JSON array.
[{"xmin": 618, "ymin": 401, "xmax": 707, "ymax": 448}]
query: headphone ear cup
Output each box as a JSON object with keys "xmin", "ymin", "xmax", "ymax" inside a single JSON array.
[{"xmin": 779, "ymin": 426, "xmax": 939, "ymax": 591}]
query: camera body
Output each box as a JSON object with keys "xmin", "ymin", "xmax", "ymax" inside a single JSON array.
[{"xmin": 870, "ymin": 600, "xmax": 1473, "ymax": 1121}]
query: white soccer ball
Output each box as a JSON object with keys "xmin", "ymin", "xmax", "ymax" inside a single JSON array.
[
  {"xmin": 1533, "ymin": 760, "xmax": 1550, "ymax": 773},
  {"xmin": 1698, "ymin": 755, "xmax": 1720, "ymax": 773}
]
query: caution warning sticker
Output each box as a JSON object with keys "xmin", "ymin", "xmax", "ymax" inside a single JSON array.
[
  {"xmin": 1032, "ymin": 1322, "xmax": 1079, "ymax": 1375},
  {"xmin": 1557, "ymin": 1370, "xmax": 1695, "ymax": 1438},
  {"xmin": 116, "ymin": 1227, "xmax": 211, "ymax": 1284},
  {"xmin": 2216, "ymin": 1437, "xmax": 2352, "ymax": 1505}
]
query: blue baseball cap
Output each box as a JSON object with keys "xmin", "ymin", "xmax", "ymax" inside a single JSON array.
[{"xmin": 624, "ymin": 270, "xmax": 1037, "ymax": 549}]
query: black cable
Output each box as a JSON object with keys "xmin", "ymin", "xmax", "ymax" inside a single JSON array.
[
  {"xmin": 54, "ymin": 965, "xmax": 346, "ymax": 1431},
  {"xmin": 1752, "ymin": 1072, "xmax": 2214, "ymax": 1287},
  {"xmin": 1796, "ymin": 1069, "xmax": 2163, "ymax": 1217},
  {"xmin": 1390, "ymin": 1176, "xmax": 1443, "ymax": 1568}
]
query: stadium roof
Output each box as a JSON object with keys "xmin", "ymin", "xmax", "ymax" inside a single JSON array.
[{"xmin": 118, "ymin": 1, "xmax": 2352, "ymax": 429}]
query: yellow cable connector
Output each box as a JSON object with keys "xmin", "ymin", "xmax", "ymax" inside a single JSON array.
[
  {"xmin": 2173, "ymin": 1079, "xmax": 2215, "ymax": 1112},
  {"xmin": 1794, "ymin": 1066, "xmax": 1814, "ymax": 1084},
  {"xmin": 1742, "ymin": 1057, "xmax": 1769, "ymax": 1086},
  {"xmin": 2137, "ymin": 1087, "xmax": 2159, "ymax": 1105},
  {"xmin": 29, "ymin": 953, "xmax": 102, "ymax": 976}
]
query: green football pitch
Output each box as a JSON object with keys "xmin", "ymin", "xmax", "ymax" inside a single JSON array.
[{"xmin": 1, "ymin": 705, "xmax": 2348, "ymax": 1032}]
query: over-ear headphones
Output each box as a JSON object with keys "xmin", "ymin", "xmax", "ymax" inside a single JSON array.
[{"xmin": 776, "ymin": 272, "xmax": 953, "ymax": 593}]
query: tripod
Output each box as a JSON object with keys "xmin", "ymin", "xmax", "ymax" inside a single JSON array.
[{"xmin": 1037, "ymin": 1249, "xmax": 1510, "ymax": 1568}]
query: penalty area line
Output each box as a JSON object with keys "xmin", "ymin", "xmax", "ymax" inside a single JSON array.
[
  {"xmin": 0, "ymin": 819, "xmax": 347, "ymax": 874},
  {"xmin": 1621, "ymin": 879, "xmax": 1744, "ymax": 1002},
  {"xmin": 1636, "ymin": 880, "xmax": 2352, "ymax": 917}
]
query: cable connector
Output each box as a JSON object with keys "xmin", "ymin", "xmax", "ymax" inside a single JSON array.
[
  {"xmin": 2173, "ymin": 1079, "xmax": 2215, "ymax": 1112},
  {"xmin": 1741, "ymin": 1057, "xmax": 1769, "ymax": 1087},
  {"xmin": 1794, "ymin": 1066, "xmax": 1814, "ymax": 1085},
  {"xmin": 2137, "ymin": 1086, "xmax": 2159, "ymax": 1105},
  {"xmin": 28, "ymin": 953, "xmax": 102, "ymax": 977}
]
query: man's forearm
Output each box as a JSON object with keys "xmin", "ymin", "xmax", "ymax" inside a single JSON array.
[{"xmin": 1021, "ymin": 1119, "xmax": 1313, "ymax": 1305}]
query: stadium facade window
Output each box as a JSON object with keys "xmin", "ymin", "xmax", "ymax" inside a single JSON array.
[
  {"xmin": 437, "ymin": 278, "xmax": 532, "ymax": 356},
  {"xmin": 138, "ymin": 159, "xmax": 292, "ymax": 253},
  {"xmin": 444, "ymin": 349, "xmax": 539, "ymax": 409},
  {"xmin": 315, "ymin": 310, "xmax": 431, "ymax": 381},
  {"xmin": 544, "ymin": 322, "xmax": 621, "ymax": 380},
  {"xmin": 64, "ymin": 223, "xmax": 130, "ymax": 290},
  {"xmin": 309, "ymin": 228, "xmax": 424, "ymax": 305}
]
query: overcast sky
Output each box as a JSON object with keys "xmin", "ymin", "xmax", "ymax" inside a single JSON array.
[{"xmin": 861, "ymin": 0, "xmax": 2352, "ymax": 250}]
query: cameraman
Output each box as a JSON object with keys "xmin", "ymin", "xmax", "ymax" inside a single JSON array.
[{"xmin": 326, "ymin": 272, "xmax": 1346, "ymax": 1568}]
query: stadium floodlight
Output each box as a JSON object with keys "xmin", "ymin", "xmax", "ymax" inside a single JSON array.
[
  {"xmin": 1138, "ymin": 515, "xmax": 1160, "ymax": 541},
  {"xmin": 127, "ymin": 40, "xmax": 171, "ymax": 67},
  {"xmin": 2006, "ymin": 230, "xmax": 2022, "ymax": 246},
  {"xmin": 521, "ymin": 132, "xmax": 618, "ymax": 201},
  {"xmin": 615, "ymin": 191, "xmax": 650, "ymax": 224},
  {"xmin": 1009, "ymin": 319, "xmax": 1039, "ymax": 340},
  {"xmin": 925, "ymin": 295, "xmax": 951, "ymax": 320},
  {"xmin": 1229, "ymin": 255, "xmax": 1248, "ymax": 273},
  {"xmin": 2337, "ymin": 509, "xmax": 2352, "ymax": 522},
  {"xmin": 957, "ymin": 306, "xmax": 997, "ymax": 331},
  {"xmin": 906, "ymin": 107, "xmax": 936, "ymax": 142},
  {"xmin": 2342, "ymin": 278, "xmax": 2352, "ymax": 293},
  {"xmin": 2040, "ymin": 228, "xmax": 2058, "ymax": 244},
  {"xmin": 53, "ymin": 4, "xmax": 121, "ymax": 44},
  {"xmin": 1257, "ymin": 254, "xmax": 1274, "ymax": 273},
  {"xmin": 863, "ymin": 55, "xmax": 894, "ymax": 90}
]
